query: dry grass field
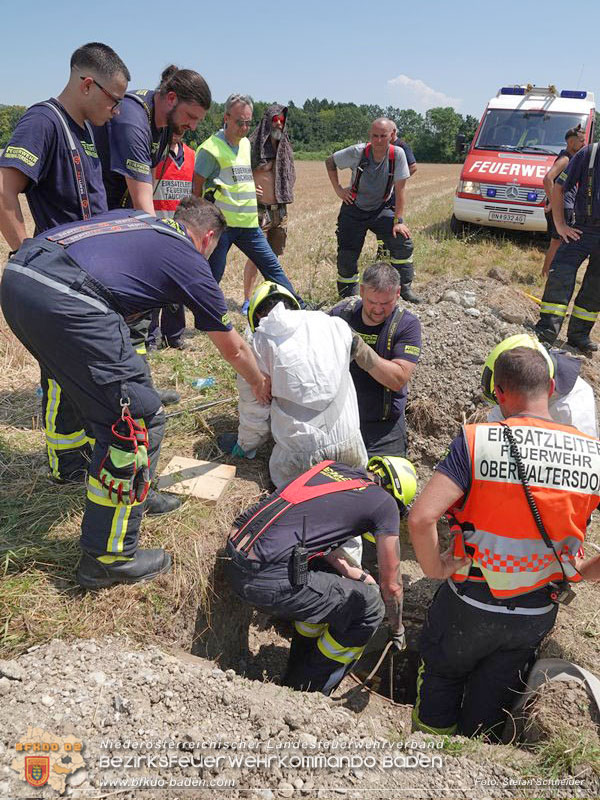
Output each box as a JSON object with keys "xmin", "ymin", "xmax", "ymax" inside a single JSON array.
[{"xmin": 0, "ymin": 160, "xmax": 593, "ymax": 659}]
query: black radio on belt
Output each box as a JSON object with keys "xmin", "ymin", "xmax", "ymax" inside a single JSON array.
[
  {"xmin": 292, "ymin": 515, "xmax": 309, "ymax": 587},
  {"xmin": 550, "ymin": 582, "xmax": 577, "ymax": 606}
]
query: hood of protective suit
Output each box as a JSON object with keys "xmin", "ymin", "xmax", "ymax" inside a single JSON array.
[{"xmin": 253, "ymin": 303, "xmax": 350, "ymax": 412}]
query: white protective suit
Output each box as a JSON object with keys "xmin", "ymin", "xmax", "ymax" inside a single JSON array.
[
  {"xmin": 487, "ymin": 375, "xmax": 597, "ymax": 437},
  {"xmin": 237, "ymin": 302, "xmax": 368, "ymax": 488}
]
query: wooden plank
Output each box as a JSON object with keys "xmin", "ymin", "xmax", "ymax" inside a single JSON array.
[{"xmin": 156, "ymin": 457, "xmax": 236, "ymax": 502}]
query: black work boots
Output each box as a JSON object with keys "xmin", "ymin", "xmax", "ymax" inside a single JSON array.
[
  {"xmin": 567, "ymin": 336, "xmax": 599, "ymax": 354},
  {"xmin": 145, "ymin": 489, "xmax": 182, "ymax": 516},
  {"xmin": 76, "ymin": 549, "xmax": 172, "ymax": 589},
  {"xmin": 401, "ymin": 284, "xmax": 421, "ymax": 304}
]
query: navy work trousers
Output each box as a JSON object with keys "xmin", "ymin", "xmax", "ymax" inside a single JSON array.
[
  {"xmin": 224, "ymin": 540, "xmax": 385, "ymax": 695},
  {"xmin": 1, "ymin": 240, "xmax": 165, "ymax": 557},
  {"xmin": 336, "ymin": 204, "xmax": 414, "ymax": 298},
  {"xmin": 413, "ymin": 582, "xmax": 557, "ymax": 739},
  {"xmin": 535, "ymin": 224, "xmax": 600, "ymax": 344},
  {"xmin": 361, "ymin": 413, "xmax": 407, "ymax": 458}
]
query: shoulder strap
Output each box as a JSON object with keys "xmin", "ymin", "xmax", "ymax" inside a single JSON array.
[
  {"xmin": 350, "ymin": 143, "xmax": 372, "ymax": 201},
  {"xmin": 331, "ymin": 296, "xmax": 361, "ymax": 325},
  {"xmin": 376, "ymin": 304, "xmax": 404, "ymax": 420},
  {"xmin": 121, "ymin": 93, "xmax": 171, "ymax": 202},
  {"xmin": 384, "ymin": 144, "xmax": 396, "ymax": 201},
  {"xmin": 46, "ymin": 211, "xmax": 195, "ymax": 248},
  {"xmin": 40, "ymin": 101, "xmax": 92, "ymax": 221},
  {"xmin": 231, "ymin": 461, "xmax": 371, "ymax": 555},
  {"xmin": 586, "ymin": 143, "xmax": 599, "ymax": 218},
  {"xmin": 125, "ymin": 92, "xmax": 152, "ymax": 121},
  {"xmin": 279, "ymin": 461, "xmax": 369, "ymax": 503}
]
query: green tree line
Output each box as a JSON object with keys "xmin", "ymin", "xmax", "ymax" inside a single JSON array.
[
  {"xmin": 3, "ymin": 100, "xmax": 600, "ymax": 161},
  {"xmin": 0, "ymin": 99, "xmax": 478, "ymax": 163}
]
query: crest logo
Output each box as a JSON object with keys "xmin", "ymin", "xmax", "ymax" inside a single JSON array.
[{"xmin": 25, "ymin": 755, "xmax": 49, "ymax": 787}]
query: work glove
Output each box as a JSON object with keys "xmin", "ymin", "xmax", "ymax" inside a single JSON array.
[
  {"xmin": 351, "ymin": 334, "xmax": 378, "ymax": 372},
  {"xmin": 389, "ymin": 624, "xmax": 406, "ymax": 653},
  {"xmin": 217, "ymin": 432, "xmax": 256, "ymax": 459},
  {"xmin": 98, "ymin": 413, "xmax": 150, "ymax": 505}
]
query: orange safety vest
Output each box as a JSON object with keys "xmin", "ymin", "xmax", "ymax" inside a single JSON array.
[
  {"xmin": 450, "ymin": 416, "xmax": 600, "ymax": 599},
  {"xmin": 153, "ymin": 143, "xmax": 195, "ymax": 219}
]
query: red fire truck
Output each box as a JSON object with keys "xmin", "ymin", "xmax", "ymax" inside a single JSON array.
[{"xmin": 451, "ymin": 85, "xmax": 595, "ymax": 234}]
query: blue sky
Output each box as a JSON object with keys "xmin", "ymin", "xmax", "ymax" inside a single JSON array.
[{"xmin": 2, "ymin": 0, "xmax": 599, "ymax": 118}]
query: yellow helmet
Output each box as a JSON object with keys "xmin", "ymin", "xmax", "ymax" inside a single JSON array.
[
  {"xmin": 247, "ymin": 281, "xmax": 300, "ymax": 332},
  {"xmin": 481, "ymin": 334, "xmax": 555, "ymax": 404},
  {"xmin": 367, "ymin": 456, "xmax": 417, "ymax": 508}
]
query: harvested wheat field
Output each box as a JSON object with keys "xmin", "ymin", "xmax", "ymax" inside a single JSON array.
[{"xmin": 1, "ymin": 163, "xmax": 599, "ymax": 799}]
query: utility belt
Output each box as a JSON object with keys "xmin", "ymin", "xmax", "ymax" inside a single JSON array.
[
  {"xmin": 448, "ymin": 577, "xmax": 556, "ymax": 616},
  {"xmin": 258, "ymin": 203, "xmax": 287, "ymax": 228},
  {"xmin": 258, "ymin": 202, "xmax": 287, "ymax": 212},
  {"xmin": 6, "ymin": 238, "xmax": 125, "ymax": 317}
]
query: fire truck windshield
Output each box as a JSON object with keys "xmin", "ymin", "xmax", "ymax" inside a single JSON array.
[{"xmin": 475, "ymin": 109, "xmax": 587, "ymax": 154}]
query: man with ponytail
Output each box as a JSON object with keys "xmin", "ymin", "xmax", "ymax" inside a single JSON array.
[{"xmin": 94, "ymin": 65, "xmax": 211, "ymax": 213}]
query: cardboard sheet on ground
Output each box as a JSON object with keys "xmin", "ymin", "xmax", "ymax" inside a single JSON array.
[{"xmin": 157, "ymin": 457, "xmax": 236, "ymax": 502}]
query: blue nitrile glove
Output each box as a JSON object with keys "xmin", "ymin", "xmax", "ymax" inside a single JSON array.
[
  {"xmin": 232, "ymin": 442, "xmax": 256, "ymax": 459},
  {"xmin": 217, "ymin": 432, "xmax": 256, "ymax": 459}
]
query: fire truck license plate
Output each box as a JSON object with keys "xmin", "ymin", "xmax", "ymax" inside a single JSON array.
[{"xmin": 488, "ymin": 211, "xmax": 526, "ymax": 224}]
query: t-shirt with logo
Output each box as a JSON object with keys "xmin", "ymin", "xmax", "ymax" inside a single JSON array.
[
  {"xmin": 330, "ymin": 300, "xmax": 421, "ymax": 423},
  {"xmin": 41, "ymin": 210, "xmax": 232, "ymax": 332},
  {"xmin": 332, "ymin": 143, "xmax": 409, "ymax": 211},
  {"xmin": 232, "ymin": 463, "xmax": 400, "ymax": 564},
  {"xmin": 93, "ymin": 90, "xmax": 171, "ymax": 209},
  {"xmin": 0, "ymin": 99, "xmax": 107, "ymax": 233}
]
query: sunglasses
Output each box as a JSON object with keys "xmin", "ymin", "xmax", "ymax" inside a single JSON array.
[
  {"xmin": 272, "ymin": 115, "xmax": 285, "ymax": 125},
  {"xmin": 81, "ymin": 76, "xmax": 123, "ymax": 111}
]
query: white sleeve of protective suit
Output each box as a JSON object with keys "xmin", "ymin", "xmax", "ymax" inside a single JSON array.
[
  {"xmin": 550, "ymin": 377, "xmax": 598, "ymax": 437},
  {"xmin": 236, "ymin": 371, "xmax": 272, "ymax": 455}
]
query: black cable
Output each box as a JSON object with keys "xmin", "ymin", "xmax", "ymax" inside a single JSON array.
[{"xmin": 500, "ymin": 424, "xmax": 570, "ymax": 587}]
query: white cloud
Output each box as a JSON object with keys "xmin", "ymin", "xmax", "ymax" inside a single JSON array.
[{"xmin": 387, "ymin": 74, "xmax": 462, "ymax": 111}]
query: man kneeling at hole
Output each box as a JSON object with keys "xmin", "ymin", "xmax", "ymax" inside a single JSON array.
[{"xmin": 225, "ymin": 457, "xmax": 417, "ymax": 695}]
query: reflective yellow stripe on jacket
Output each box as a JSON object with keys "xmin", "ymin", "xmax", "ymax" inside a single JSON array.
[{"xmin": 198, "ymin": 134, "xmax": 258, "ymax": 228}]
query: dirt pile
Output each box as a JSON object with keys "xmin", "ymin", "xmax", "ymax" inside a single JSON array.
[
  {"xmin": 520, "ymin": 679, "xmax": 600, "ymax": 746},
  {"xmin": 407, "ymin": 274, "xmax": 542, "ymax": 474},
  {"xmin": 0, "ymin": 637, "xmax": 567, "ymax": 800}
]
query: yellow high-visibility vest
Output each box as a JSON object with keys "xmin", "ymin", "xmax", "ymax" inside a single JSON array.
[{"xmin": 198, "ymin": 133, "xmax": 258, "ymax": 227}]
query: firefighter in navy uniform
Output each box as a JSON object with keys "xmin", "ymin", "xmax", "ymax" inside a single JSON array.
[
  {"xmin": 408, "ymin": 347, "xmax": 600, "ymax": 739},
  {"xmin": 0, "ymin": 198, "xmax": 270, "ymax": 589},
  {"xmin": 0, "ymin": 42, "xmax": 129, "ymax": 484},
  {"xmin": 535, "ymin": 140, "xmax": 600, "ymax": 352},
  {"xmin": 326, "ymin": 117, "xmax": 418, "ymax": 302},
  {"xmin": 330, "ymin": 262, "xmax": 422, "ymax": 457},
  {"xmin": 225, "ymin": 457, "xmax": 417, "ymax": 695}
]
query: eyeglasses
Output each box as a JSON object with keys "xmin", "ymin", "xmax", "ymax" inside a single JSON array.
[
  {"xmin": 80, "ymin": 76, "xmax": 123, "ymax": 111},
  {"xmin": 233, "ymin": 118, "xmax": 252, "ymax": 128}
]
